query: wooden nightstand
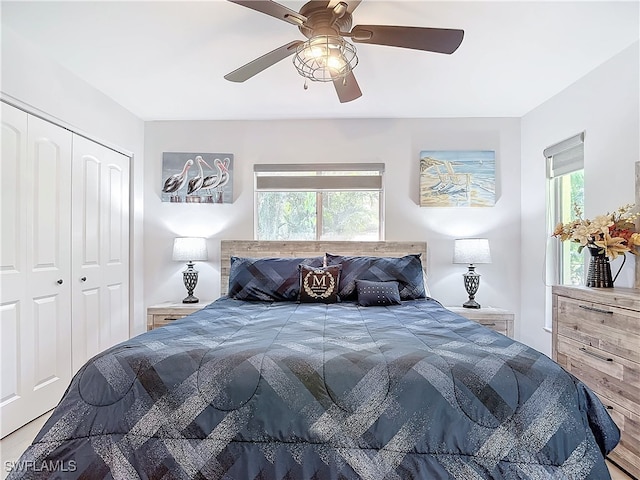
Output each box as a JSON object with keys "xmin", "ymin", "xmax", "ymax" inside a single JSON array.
[
  {"xmin": 446, "ymin": 306, "xmax": 515, "ymax": 338},
  {"xmin": 146, "ymin": 301, "xmax": 213, "ymax": 330}
]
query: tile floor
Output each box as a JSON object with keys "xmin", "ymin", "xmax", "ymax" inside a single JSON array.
[
  {"xmin": 1, "ymin": 411, "xmax": 52, "ymax": 480},
  {"xmin": 0, "ymin": 413, "xmax": 634, "ymax": 479}
]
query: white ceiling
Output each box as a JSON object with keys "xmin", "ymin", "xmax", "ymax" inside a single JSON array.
[{"xmin": 2, "ymin": 0, "xmax": 638, "ymax": 121}]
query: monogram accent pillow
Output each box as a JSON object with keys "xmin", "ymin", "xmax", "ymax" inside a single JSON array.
[{"xmin": 299, "ymin": 265, "xmax": 341, "ymax": 304}]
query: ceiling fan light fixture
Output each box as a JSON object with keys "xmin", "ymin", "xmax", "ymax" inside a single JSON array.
[{"xmin": 293, "ymin": 35, "xmax": 358, "ymax": 82}]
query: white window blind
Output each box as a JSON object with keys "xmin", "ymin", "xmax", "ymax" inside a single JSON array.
[
  {"xmin": 254, "ymin": 163, "xmax": 384, "ymax": 191},
  {"xmin": 544, "ymin": 132, "xmax": 585, "ymax": 178}
]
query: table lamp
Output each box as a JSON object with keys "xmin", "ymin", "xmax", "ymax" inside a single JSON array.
[
  {"xmin": 173, "ymin": 237, "xmax": 208, "ymax": 303},
  {"xmin": 453, "ymin": 238, "xmax": 492, "ymax": 309}
]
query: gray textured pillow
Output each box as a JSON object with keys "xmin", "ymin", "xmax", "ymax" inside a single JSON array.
[
  {"xmin": 326, "ymin": 253, "xmax": 425, "ymax": 301},
  {"xmin": 356, "ymin": 279, "xmax": 401, "ymax": 306},
  {"xmin": 228, "ymin": 256, "xmax": 324, "ymax": 301}
]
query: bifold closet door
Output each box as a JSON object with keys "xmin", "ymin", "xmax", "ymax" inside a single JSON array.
[
  {"xmin": 1, "ymin": 103, "xmax": 73, "ymax": 438},
  {"xmin": 71, "ymin": 135, "xmax": 130, "ymax": 373}
]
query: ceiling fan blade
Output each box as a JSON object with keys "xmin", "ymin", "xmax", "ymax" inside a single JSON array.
[
  {"xmin": 327, "ymin": 0, "xmax": 362, "ymax": 14},
  {"xmin": 332, "ymin": 71, "xmax": 362, "ymax": 103},
  {"xmin": 350, "ymin": 25, "xmax": 464, "ymax": 54},
  {"xmin": 227, "ymin": 0, "xmax": 307, "ymax": 26},
  {"xmin": 225, "ymin": 41, "xmax": 303, "ymax": 82}
]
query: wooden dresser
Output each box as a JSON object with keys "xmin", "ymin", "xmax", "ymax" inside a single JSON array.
[{"xmin": 552, "ymin": 286, "xmax": 640, "ymax": 478}]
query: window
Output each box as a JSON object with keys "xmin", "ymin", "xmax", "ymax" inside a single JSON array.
[
  {"xmin": 545, "ymin": 132, "xmax": 585, "ymax": 286},
  {"xmin": 254, "ymin": 163, "xmax": 384, "ymax": 240}
]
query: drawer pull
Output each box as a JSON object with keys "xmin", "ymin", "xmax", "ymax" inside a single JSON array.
[
  {"xmin": 606, "ymin": 405, "xmax": 614, "ymax": 410},
  {"xmin": 578, "ymin": 305, "xmax": 613, "ymax": 315},
  {"xmin": 579, "ymin": 347, "xmax": 613, "ymax": 363},
  {"xmin": 481, "ymin": 322, "xmax": 496, "ymax": 326}
]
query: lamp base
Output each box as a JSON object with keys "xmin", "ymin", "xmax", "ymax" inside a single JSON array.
[
  {"xmin": 462, "ymin": 298, "xmax": 481, "ymax": 309},
  {"xmin": 182, "ymin": 261, "xmax": 200, "ymax": 304},
  {"xmin": 462, "ymin": 265, "xmax": 481, "ymax": 309},
  {"xmin": 182, "ymin": 294, "xmax": 199, "ymax": 304}
]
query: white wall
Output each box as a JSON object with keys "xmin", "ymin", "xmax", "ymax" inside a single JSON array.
[
  {"xmin": 144, "ymin": 117, "xmax": 522, "ymax": 327},
  {"xmin": 1, "ymin": 28, "xmax": 148, "ymax": 335},
  {"xmin": 5, "ymin": 22, "xmax": 635, "ymax": 356},
  {"xmin": 520, "ymin": 41, "xmax": 640, "ymax": 355}
]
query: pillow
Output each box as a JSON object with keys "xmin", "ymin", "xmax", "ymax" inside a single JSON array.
[
  {"xmin": 228, "ymin": 256, "xmax": 324, "ymax": 301},
  {"xmin": 355, "ymin": 279, "xmax": 401, "ymax": 307},
  {"xmin": 299, "ymin": 264, "xmax": 341, "ymax": 304},
  {"xmin": 325, "ymin": 253, "xmax": 426, "ymax": 301}
]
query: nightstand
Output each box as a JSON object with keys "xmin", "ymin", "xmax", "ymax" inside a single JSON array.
[
  {"xmin": 446, "ymin": 306, "xmax": 514, "ymax": 338},
  {"xmin": 146, "ymin": 301, "xmax": 213, "ymax": 330}
]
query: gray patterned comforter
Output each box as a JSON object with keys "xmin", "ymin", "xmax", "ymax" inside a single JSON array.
[{"xmin": 9, "ymin": 298, "xmax": 619, "ymax": 479}]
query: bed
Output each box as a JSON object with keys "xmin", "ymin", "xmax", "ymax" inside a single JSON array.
[{"xmin": 8, "ymin": 240, "xmax": 620, "ymax": 479}]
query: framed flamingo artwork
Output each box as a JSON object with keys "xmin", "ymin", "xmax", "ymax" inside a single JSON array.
[
  {"xmin": 419, "ymin": 150, "xmax": 495, "ymax": 207},
  {"xmin": 161, "ymin": 152, "xmax": 233, "ymax": 203}
]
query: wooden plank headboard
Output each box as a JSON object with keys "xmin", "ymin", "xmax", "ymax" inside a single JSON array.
[{"xmin": 220, "ymin": 240, "xmax": 428, "ymax": 296}]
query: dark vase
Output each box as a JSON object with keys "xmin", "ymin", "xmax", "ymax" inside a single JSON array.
[{"xmin": 585, "ymin": 246, "xmax": 626, "ymax": 288}]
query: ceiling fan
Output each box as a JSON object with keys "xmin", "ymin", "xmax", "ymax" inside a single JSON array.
[{"xmin": 224, "ymin": 0, "xmax": 464, "ymax": 103}]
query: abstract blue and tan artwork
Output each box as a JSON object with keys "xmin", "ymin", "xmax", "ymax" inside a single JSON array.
[
  {"xmin": 161, "ymin": 152, "xmax": 233, "ymax": 203},
  {"xmin": 419, "ymin": 150, "xmax": 495, "ymax": 207}
]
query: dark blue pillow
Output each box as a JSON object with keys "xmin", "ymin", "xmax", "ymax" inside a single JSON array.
[
  {"xmin": 228, "ymin": 256, "xmax": 324, "ymax": 301},
  {"xmin": 299, "ymin": 264, "xmax": 341, "ymax": 303},
  {"xmin": 356, "ymin": 279, "xmax": 401, "ymax": 307},
  {"xmin": 326, "ymin": 253, "xmax": 425, "ymax": 301}
]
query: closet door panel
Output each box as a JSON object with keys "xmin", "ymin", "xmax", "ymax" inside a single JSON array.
[
  {"xmin": 107, "ymin": 282, "xmax": 128, "ymax": 350},
  {"xmin": 1, "ymin": 105, "xmax": 27, "ymax": 422},
  {"xmin": 33, "ymin": 295, "xmax": 62, "ymax": 389},
  {"xmin": 104, "ymin": 161, "xmax": 129, "ymax": 348},
  {"xmin": 0, "ymin": 105, "xmax": 73, "ymax": 438},
  {"xmin": 82, "ymin": 156, "xmax": 101, "ymax": 265},
  {"xmin": 1, "ymin": 105, "xmax": 28, "ymax": 437},
  {"xmin": 25, "ymin": 115, "xmax": 73, "ymax": 420},
  {"xmin": 72, "ymin": 136, "xmax": 130, "ymax": 372},
  {"xmin": 0, "ymin": 106, "xmax": 26, "ymax": 282},
  {"xmin": 74, "ymin": 287, "xmax": 101, "ymax": 372},
  {"xmin": 0, "ymin": 303, "xmax": 20, "ymax": 408}
]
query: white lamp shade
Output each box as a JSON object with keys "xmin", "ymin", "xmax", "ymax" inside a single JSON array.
[
  {"xmin": 172, "ymin": 237, "xmax": 208, "ymax": 262},
  {"xmin": 453, "ymin": 238, "xmax": 492, "ymax": 264}
]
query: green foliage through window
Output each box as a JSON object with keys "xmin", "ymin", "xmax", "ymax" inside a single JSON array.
[
  {"xmin": 559, "ymin": 170, "xmax": 584, "ymax": 285},
  {"xmin": 257, "ymin": 191, "xmax": 380, "ymax": 240}
]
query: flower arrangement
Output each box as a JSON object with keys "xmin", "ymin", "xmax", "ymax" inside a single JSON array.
[{"xmin": 552, "ymin": 204, "xmax": 640, "ymax": 259}]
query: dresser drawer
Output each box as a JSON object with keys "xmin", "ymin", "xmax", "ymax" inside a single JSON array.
[
  {"xmin": 556, "ymin": 334, "xmax": 640, "ymax": 416},
  {"xmin": 556, "ymin": 296, "xmax": 640, "ymax": 363},
  {"xmin": 475, "ymin": 319, "xmax": 509, "ymax": 335},
  {"xmin": 146, "ymin": 302, "xmax": 211, "ymax": 330},
  {"xmin": 595, "ymin": 392, "xmax": 640, "ymax": 478},
  {"xmin": 147, "ymin": 313, "xmax": 191, "ymax": 330}
]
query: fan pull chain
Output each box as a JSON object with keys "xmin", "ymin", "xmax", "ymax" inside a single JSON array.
[{"xmin": 303, "ymin": 79, "xmax": 308, "ymax": 90}]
